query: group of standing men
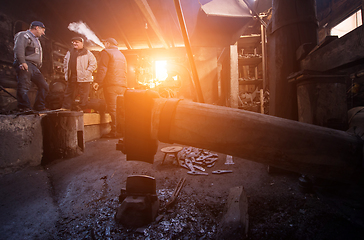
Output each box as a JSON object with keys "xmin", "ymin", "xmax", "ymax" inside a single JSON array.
[{"xmin": 13, "ymin": 21, "xmax": 127, "ymax": 138}]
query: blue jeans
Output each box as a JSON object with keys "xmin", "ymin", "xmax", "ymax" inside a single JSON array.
[
  {"xmin": 104, "ymin": 86, "xmax": 126, "ymax": 133},
  {"xmin": 15, "ymin": 62, "xmax": 49, "ymax": 110}
]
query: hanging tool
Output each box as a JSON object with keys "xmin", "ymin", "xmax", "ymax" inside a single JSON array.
[{"xmin": 166, "ymin": 177, "xmax": 186, "ymax": 209}]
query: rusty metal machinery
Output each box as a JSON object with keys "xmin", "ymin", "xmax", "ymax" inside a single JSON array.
[{"xmin": 117, "ymin": 89, "xmax": 364, "ymax": 184}]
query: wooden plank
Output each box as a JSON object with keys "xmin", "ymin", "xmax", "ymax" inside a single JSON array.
[
  {"xmin": 238, "ymin": 35, "xmax": 261, "ymax": 47},
  {"xmin": 301, "ymin": 24, "xmax": 364, "ymax": 71},
  {"xmin": 238, "ymin": 56, "xmax": 262, "ymax": 66},
  {"xmin": 83, "ymin": 113, "xmax": 111, "ymax": 126}
]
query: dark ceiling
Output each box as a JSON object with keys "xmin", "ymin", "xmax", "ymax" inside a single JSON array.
[{"xmin": 2, "ymin": 0, "xmax": 272, "ymax": 51}]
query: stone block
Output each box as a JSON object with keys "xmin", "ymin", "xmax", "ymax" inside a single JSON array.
[
  {"xmin": 0, "ymin": 115, "xmax": 43, "ymax": 174},
  {"xmin": 218, "ymin": 186, "xmax": 249, "ymax": 239}
]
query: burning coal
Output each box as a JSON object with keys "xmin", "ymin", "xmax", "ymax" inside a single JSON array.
[{"xmin": 68, "ymin": 21, "xmax": 105, "ymax": 48}]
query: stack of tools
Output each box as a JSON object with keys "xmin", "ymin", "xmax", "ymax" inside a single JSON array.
[{"xmin": 178, "ymin": 147, "xmax": 219, "ymax": 174}]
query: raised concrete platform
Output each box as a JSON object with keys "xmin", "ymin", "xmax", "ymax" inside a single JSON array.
[
  {"xmin": 0, "ymin": 114, "xmax": 43, "ymax": 174},
  {"xmin": 0, "ymin": 112, "xmax": 111, "ymax": 174}
]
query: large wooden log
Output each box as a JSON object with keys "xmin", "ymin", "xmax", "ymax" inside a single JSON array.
[{"xmin": 151, "ymin": 98, "xmax": 363, "ymax": 183}]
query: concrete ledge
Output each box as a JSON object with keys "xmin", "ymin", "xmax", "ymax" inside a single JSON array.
[
  {"xmin": 0, "ymin": 115, "xmax": 43, "ymax": 174},
  {"xmin": 0, "ymin": 112, "xmax": 112, "ymax": 174}
]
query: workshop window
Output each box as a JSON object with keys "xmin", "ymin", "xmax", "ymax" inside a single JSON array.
[{"xmin": 330, "ymin": 9, "xmax": 362, "ymax": 37}]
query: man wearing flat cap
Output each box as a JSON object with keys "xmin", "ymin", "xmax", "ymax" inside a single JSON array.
[
  {"xmin": 62, "ymin": 36, "xmax": 97, "ymax": 111},
  {"xmin": 13, "ymin": 21, "xmax": 49, "ymax": 111},
  {"xmin": 93, "ymin": 38, "xmax": 127, "ymax": 138}
]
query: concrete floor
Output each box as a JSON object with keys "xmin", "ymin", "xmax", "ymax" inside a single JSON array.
[{"xmin": 1, "ymin": 138, "xmax": 364, "ymax": 239}]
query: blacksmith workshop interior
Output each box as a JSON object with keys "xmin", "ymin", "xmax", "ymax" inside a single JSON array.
[{"xmin": 1, "ymin": 0, "xmax": 364, "ymax": 239}]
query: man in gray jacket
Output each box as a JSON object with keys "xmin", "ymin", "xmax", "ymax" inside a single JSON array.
[
  {"xmin": 93, "ymin": 38, "xmax": 127, "ymax": 138},
  {"xmin": 13, "ymin": 21, "xmax": 49, "ymax": 111}
]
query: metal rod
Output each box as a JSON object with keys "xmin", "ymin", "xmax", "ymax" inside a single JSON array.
[{"xmin": 173, "ymin": 0, "xmax": 204, "ymax": 103}]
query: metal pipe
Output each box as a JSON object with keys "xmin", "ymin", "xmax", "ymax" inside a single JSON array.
[{"xmin": 173, "ymin": 0, "xmax": 204, "ymax": 103}]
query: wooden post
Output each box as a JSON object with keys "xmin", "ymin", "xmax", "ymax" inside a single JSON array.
[
  {"xmin": 267, "ymin": 0, "xmax": 318, "ymax": 120},
  {"xmin": 150, "ymin": 98, "xmax": 363, "ymax": 183},
  {"xmin": 230, "ymin": 43, "xmax": 239, "ymax": 108},
  {"xmin": 173, "ymin": 0, "xmax": 204, "ymax": 103}
]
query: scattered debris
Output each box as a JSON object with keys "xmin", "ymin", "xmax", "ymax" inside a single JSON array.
[{"xmin": 178, "ymin": 147, "xmax": 219, "ymax": 175}]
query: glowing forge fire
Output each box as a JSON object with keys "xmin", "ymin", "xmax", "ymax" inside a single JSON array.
[{"xmin": 138, "ymin": 60, "xmax": 177, "ymax": 88}]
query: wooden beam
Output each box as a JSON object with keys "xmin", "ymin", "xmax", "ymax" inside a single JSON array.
[
  {"xmin": 128, "ymin": 0, "xmax": 153, "ymax": 48},
  {"xmin": 261, "ymin": 24, "xmax": 267, "ymax": 89},
  {"xmin": 173, "ymin": 0, "xmax": 204, "ymax": 103},
  {"xmin": 133, "ymin": 0, "xmax": 169, "ymax": 49},
  {"xmin": 301, "ymin": 24, "xmax": 364, "ymax": 71},
  {"xmin": 83, "ymin": 113, "xmax": 111, "ymax": 126},
  {"xmin": 230, "ymin": 43, "xmax": 239, "ymax": 108},
  {"xmin": 148, "ymin": 98, "xmax": 364, "ymax": 183},
  {"xmin": 103, "ymin": 0, "xmax": 132, "ymax": 50}
]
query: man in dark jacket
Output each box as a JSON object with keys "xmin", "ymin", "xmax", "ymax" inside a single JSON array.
[
  {"xmin": 93, "ymin": 38, "xmax": 127, "ymax": 138},
  {"xmin": 13, "ymin": 21, "xmax": 49, "ymax": 111}
]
